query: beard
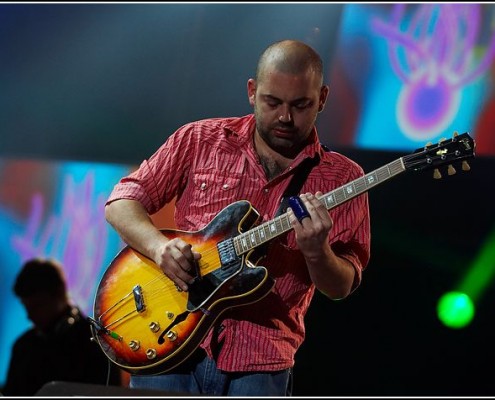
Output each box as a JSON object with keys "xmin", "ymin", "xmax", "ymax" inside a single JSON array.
[{"xmin": 253, "ymin": 107, "xmax": 310, "ymax": 158}]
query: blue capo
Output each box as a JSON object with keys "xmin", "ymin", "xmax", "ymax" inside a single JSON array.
[{"xmin": 288, "ymin": 196, "xmax": 310, "ymax": 222}]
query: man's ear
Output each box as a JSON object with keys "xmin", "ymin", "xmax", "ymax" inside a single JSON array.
[
  {"xmin": 318, "ymin": 85, "xmax": 330, "ymax": 112},
  {"xmin": 247, "ymin": 78, "xmax": 256, "ymax": 106}
]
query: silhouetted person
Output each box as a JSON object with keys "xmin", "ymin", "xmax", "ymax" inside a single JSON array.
[{"xmin": 2, "ymin": 258, "xmax": 121, "ymax": 396}]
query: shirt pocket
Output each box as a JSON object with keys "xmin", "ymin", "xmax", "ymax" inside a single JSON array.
[{"xmin": 191, "ymin": 169, "xmax": 243, "ymax": 214}]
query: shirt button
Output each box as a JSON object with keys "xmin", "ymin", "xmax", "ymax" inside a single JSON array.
[
  {"xmin": 200, "ymin": 182, "xmax": 207, "ymax": 190},
  {"xmin": 264, "ymin": 188, "xmax": 269, "ymax": 193},
  {"xmin": 222, "ymin": 183, "xmax": 229, "ymax": 189}
]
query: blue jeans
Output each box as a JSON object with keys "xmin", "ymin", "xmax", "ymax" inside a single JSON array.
[{"xmin": 130, "ymin": 350, "xmax": 293, "ymax": 396}]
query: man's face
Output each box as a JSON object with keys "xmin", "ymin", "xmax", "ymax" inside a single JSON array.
[
  {"xmin": 248, "ymin": 67, "xmax": 328, "ymax": 157},
  {"xmin": 21, "ymin": 292, "xmax": 63, "ymax": 332}
]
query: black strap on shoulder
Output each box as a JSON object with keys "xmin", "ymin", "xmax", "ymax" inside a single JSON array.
[{"xmin": 275, "ymin": 154, "xmax": 321, "ymax": 217}]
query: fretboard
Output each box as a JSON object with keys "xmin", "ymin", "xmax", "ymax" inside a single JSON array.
[{"xmin": 233, "ymin": 157, "xmax": 406, "ymax": 255}]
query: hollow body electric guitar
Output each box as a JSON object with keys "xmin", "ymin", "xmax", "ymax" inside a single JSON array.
[{"xmin": 91, "ymin": 132, "xmax": 475, "ymax": 375}]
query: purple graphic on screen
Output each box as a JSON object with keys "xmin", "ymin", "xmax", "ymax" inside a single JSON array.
[
  {"xmin": 371, "ymin": 4, "xmax": 495, "ymax": 140},
  {"xmin": 11, "ymin": 171, "xmax": 108, "ymax": 313}
]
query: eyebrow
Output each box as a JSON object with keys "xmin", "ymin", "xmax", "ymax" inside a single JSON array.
[{"xmin": 262, "ymin": 94, "xmax": 311, "ymax": 104}]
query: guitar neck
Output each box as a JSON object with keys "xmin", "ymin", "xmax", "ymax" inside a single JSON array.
[{"xmin": 233, "ymin": 157, "xmax": 406, "ymax": 255}]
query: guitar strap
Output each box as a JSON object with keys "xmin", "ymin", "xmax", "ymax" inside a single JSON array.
[
  {"xmin": 212, "ymin": 149, "xmax": 325, "ymax": 343},
  {"xmin": 275, "ymin": 153, "xmax": 322, "ymax": 217}
]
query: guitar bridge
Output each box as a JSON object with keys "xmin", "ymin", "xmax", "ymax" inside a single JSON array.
[{"xmin": 133, "ymin": 285, "xmax": 146, "ymax": 313}]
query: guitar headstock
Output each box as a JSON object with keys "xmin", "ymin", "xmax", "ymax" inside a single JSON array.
[{"xmin": 403, "ymin": 132, "xmax": 475, "ymax": 178}]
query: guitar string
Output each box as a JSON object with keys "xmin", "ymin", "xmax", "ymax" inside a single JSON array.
[
  {"xmin": 100, "ymin": 150, "xmax": 445, "ymax": 325},
  {"xmin": 100, "ymin": 248, "xmax": 229, "ymax": 329},
  {"xmin": 99, "ymin": 142, "xmax": 470, "ymax": 330}
]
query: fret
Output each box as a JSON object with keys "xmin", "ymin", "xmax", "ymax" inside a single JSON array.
[
  {"xmin": 242, "ymin": 232, "xmax": 254, "ymax": 251},
  {"xmin": 257, "ymin": 222, "xmax": 272, "ymax": 244},
  {"xmin": 241, "ymin": 235, "xmax": 248, "ymax": 252},
  {"xmin": 233, "ymin": 237, "xmax": 241, "ymax": 254},
  {"xmin": 268, "ymin": 221, "xmax": 277, "ymax": 235},
  {"xmin": 353, "ymin": 177, "xmax": 367, "ymax": 194},
  {"xmin": 280, "ymin": 215, "xmax": 290, "ymax": 231},
  {"xmin": 258, "ymin": 225, "xmax": 266, "ymax": 241},
  {"xmin": 343, "ymin": 182, "xmax": 355, "ymax": 199},
  {"xmin": 275, "ymin": 218, "xmax": 284, "ymax": 234},
  {"xmin": 262, "ymin": 223, "xmax": 271, "ymax": 241},
  {"xmin": 389, "ymin": 159, "xmax": 405, "ymax": 175},
  {"xmin": 365, "ymin": 171, "xmax": 378, "ymax": 187},
  {"xmin": 334, "ymin": 188, "xmax": 346, "ymax": 204},
  {"xmin": 376, "ymin": 165, "xmax": 391, "ymax": 181},
  {"xmin": 250, "ymin": 231, "xmax": 257, "ymax": 246},
  {"xmin": 323, "ymin": 193, "xmax": 335, "ymax": 208}
]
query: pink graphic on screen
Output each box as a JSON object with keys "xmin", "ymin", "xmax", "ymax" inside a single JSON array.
[
  {"xmin": 371, "ymin": 3, "xmax": 495, "ymax": 140},
  {"xmin": 11, "ymin": 171, "xmax": 109, "ymax": 313}
]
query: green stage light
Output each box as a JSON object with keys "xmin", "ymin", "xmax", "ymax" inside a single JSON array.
[
  {"xmin": 437, "ymin": 226, "xmax": 495, "ymax": 329},
  {"xmin": 437, "ymin": 291, "xmax": 475, "ymax": 329}
]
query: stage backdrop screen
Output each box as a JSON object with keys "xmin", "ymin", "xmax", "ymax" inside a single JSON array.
[{"xmin": 318, "ymin": 3, "xmax": 495, "ymax": 157}]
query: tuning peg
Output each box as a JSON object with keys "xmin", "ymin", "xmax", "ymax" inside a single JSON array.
[
  {"xmin": 453, "ymin": 131, "xmax": 459, "ymax": 137},
  {"xmin": 433, "ymin": 168, "xmax": 442, "ymax": 179},
  {"xmin": 424, "ymin": 141, "xmax": 433, "ymax": 149},
  {"xmin": 439, "ymin": 138, "xmax": 446, "ymax": 143},
  {"xmin": 462, "ymin": 161, "xmax": 471, "ymax": 171},
  {"xmin": 447, "ymin": 165, "xmax": 456, "ymax": 175}
]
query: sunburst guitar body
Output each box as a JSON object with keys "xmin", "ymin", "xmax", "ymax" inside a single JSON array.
[{"xmin": 91, "ymin": 200, "xmax": 274, "ymax": 375}]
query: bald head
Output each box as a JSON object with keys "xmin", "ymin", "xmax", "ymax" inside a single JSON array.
[{"xmin": 255, "ymin": 40, "xmax": 324, "ymax": 86}]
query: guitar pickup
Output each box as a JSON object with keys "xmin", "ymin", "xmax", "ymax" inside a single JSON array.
[{"xmin": 217, "ymin": 238, "xmax": 238, "ymax": 267}]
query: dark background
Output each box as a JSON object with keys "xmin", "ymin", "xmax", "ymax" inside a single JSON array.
[
  {"xmin": 294, "ymin": 149, "xmax": 494, "ymax": 396},
  {"xmin": 1, "ymin": 3, "xmax": 494, "ymax": 396},
  {"xmin": 0, "ymin": 3, "xmax": 342, "ymax": 164}
]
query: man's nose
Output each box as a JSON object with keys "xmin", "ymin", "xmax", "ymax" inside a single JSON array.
[{"xmin": 278, "ymin": 106, "xmax": 293, "ymax": 123}]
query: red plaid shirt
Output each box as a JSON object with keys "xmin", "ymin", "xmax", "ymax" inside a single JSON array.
[{"xmin": 107, "ymin": 114, "xmax": 370, "ymax": 372}]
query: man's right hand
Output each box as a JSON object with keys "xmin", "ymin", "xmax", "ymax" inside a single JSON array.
[{"xmin": 153, "ymin": 238, "xmax": 202, "ymax": 292}]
